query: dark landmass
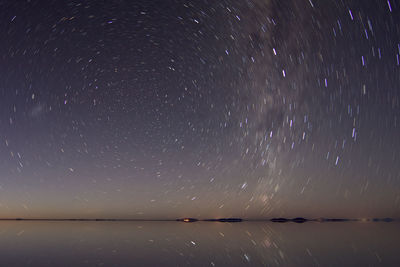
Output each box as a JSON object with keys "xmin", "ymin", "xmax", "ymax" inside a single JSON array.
[
  {"xmin": 373, "ymin": 218, "xmax": 394, "ymax": 222},
  {"xmin": 270, "ymin": 218, "xmax": 289, "ymax": 223},
  {"xmin": 291, "ymin": 217, "xmax": 308, "ymax": 223},
  {"xmin": 180, "ymin": 218, "xmax": 243, "ymax": 222},
  {"xmin": 1, "ymin": 218, "xmax": 176, "ymax": 222},
  {"xmin": 0, "ymin": 217, "xmax": 396, "ymax": 223},
  {"xmin": 313, "ymin": 218, "xmax": 353, "ymax": 222},
  {"xmin": 215, "ymin": 218, "xmax": 243, "ymax": 222}
]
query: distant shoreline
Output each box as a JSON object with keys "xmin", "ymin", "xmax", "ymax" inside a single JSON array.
[{"xmin": 0, "ymin": 217, "xmax": 396, "ymax": 223}]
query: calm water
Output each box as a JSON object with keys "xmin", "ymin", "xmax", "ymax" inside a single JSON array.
[{"xmin": 0, "ymin": 221, "xmax": 399, "ymax": 266}]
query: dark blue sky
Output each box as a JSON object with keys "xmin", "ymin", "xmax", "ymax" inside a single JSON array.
[{"xmin": 0, "ymin": 0, "xmax": 399, "ymax": 219}]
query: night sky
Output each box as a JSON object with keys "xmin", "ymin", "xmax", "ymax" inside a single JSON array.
[{"xmin": 0, "ymin": 0, "xmax": 399, "ymax": 219}]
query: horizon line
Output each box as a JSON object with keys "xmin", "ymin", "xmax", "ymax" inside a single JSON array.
[{"xmin": 0, "ymin": 217, "xmax": 397, "ymax": 223}]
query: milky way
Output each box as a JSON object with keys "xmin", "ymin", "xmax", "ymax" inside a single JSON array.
[{"xmin": 0, "ymin": 0, "xmax": 399, "ymax": 219}]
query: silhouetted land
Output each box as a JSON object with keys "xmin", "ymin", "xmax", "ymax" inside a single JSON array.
[
  {"xmin": 270, "ymin": 218, "xmax": 289, "ymax": 223},
  {"xmin": 213, "ymin": 218, "xmax": 243, "ymax": 222},
  {"xmin": 315, "ymin": 218, "xmax": 352, "ymax": 222},
  {"xmin": 270, "ymin": 218, "xmax": 309, "ymax": 223},
  {"xmin": 292, "ymin": 217, "xmax": 308, "ymax": 223},
  {"xmin": 0, "ymin": 217, "xmax": 396, "ymax": 222},
  {"xmin": 373, "ymin": 218, "xmax": 394, "ymax": 222}
]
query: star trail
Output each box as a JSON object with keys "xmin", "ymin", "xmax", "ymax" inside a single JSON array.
[{"xmin": 0, "ymin": 0, "xmax": 399, "ymax": 220}]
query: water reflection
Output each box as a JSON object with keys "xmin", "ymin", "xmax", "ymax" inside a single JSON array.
[{"xmin": 0, "ymin": 221, "xmax": 399, "ymax": 266}]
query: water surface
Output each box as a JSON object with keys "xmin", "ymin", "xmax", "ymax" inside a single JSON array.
[{"xmin": 0, "ymin": 221, "xmax": 399, "ymax": 266}]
